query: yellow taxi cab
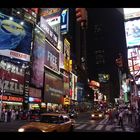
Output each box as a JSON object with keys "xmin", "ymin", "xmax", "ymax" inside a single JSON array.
[
  {"xmin": 91, "ymin": 110, "xmax": 105, "ymax": 120},
  {"xmin": 18, "ymin": 113, "xmax": 75, "ymax": 132}
]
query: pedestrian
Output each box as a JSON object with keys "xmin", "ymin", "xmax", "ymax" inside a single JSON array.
[
  {"xmin": 4, "ymin": 111, "xmax": 7, "ymax": 122},
  {"xmin": 16, "ymin": 110, "xmax": 19, "ymax": 120},
  {"xmin": 108, "ymin": 109, "xmax": 113, "ymax": 124},
  {"xmin": 128, "ymin": 109, "xmax": 132, "ymax": 123},
  {"xmin": 7, "ymin": 109, "xmax": 11, "ymax": 122},
  {"xmin": 118, "ymin": 109, "xmax": 124, "ymax": 128}
]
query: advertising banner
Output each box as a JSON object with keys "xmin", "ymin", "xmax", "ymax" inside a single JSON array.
[
  {"xmin": 63, "ymin": 71, "xmax": 69, "ymax": 95},
  {"xmin": 40, "ymin": 16, "xmax": 58, "ymax": 48},
  {"xmin": 44, "ymin": 70, "xmax": 64, "ymax": 104},
  {"xmin": 59, "ymin": 52, "xmax": 64, "ymax": 69},
  {"xmin": 64, "ymin": 38, "xmax": 70, "ymax": 72},
  {"xmin": 44, "ymin": 40, "xmax": 60, "ymax": 74},
  {"xmin": 31, "ymin": 26, "xmax": 46, "ymax": 88},
  {"xmin": 0, "ymin": 12, "xmax": 33, "ymax": 61},
  {"xmin": 0, "ymin": 60, "xmax": 24, "ymax": 95},
  {"xmin": 70, "ymin": 72, "xmax": 77, "ymax": 101},
  {"xmin": 29, "ymin": 87, "xmax": 41, "ymax": 98},
  {"xmin": 0, "ymin": 95, "xmax": 23, "ymax": 102},
  {"xmin": 40, "ymin": 8, "xmax": 61, "ymax": 19},
  {"xmin": 60, "ymin": 8, "xmax": 69, "ymax": 34}
]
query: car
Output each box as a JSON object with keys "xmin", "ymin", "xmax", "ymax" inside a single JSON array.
[
  {"xmin": 91, "ymin": 110, "xmax": 105, "ymax": 120},
  {"xmin": 29, "ymin": 110, "xmax": 41, "ymax": 121},
  {"xmin": 18, "ymin": 113, "xmax": 75, "ymax": 132}
]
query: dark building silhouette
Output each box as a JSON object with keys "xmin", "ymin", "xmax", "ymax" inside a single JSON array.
[{"xmin": 86, "ymin": 8, "xmax": 129, "ymax": 103}]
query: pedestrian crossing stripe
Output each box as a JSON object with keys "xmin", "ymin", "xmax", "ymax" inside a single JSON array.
[
  {"xmin": 75, "ymin": 124, "xmax": 87, "ymax": 129},
  {"xmin": 94, "ymin": 125, "xmax": 104, "ymax": 130},
  {"xmin": 105, "ymin": 125, "xmax": 113, "ymax": 131},
  {"xmin": 74, "ymin": 123, "xmax": 134, "ymax": 132}
]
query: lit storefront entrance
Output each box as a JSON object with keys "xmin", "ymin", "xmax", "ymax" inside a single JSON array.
[{"xmin": 0, "ymin": 95, "xmax": 23, "ymax": 110}]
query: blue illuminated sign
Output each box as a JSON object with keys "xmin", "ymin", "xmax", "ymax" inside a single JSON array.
[{"xmin": 60, "ymin": 8, "xmax": 69, "ymax": 34}]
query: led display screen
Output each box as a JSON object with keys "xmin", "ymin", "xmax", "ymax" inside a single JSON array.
[{"xmin": 125, "ymin": 19, "xmax": 140, "ymax": 47}]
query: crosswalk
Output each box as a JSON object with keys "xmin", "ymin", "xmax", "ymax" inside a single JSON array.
[{"xmin": 74, "ymin": 118, "xmax": 134, "ymax": 132}]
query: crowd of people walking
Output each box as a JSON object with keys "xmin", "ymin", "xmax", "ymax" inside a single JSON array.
[{"xmin": 107, "ymin": 106, "xmax": 140, "ymax": 129}]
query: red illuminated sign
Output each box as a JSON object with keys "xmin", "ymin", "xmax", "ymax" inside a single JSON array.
[{"xmin": 0, "ymin": 95, "xmax": 23, "ymax": 102}]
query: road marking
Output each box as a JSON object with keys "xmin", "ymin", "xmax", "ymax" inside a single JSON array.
[
  {"xmin": 94, "ymin": 125, "xmax": 104, "ymax": 130},
  {"xmin": 105, "ymin": 125, "xmax": 113, "ymax": 131},
  {"xmin": 75, "ymin": 124, "xmax": 87, "ymax": 129},
  {"xmin": 98, "ymin": 118, "xmax": 108, "ymax": 124},
  {"xmin": 115, "ymin": 128, "xmax": 123, "ymax": 132},
  {"xmin": 86, "ymin": 124, "xmax": 96, "ymax": 130}
]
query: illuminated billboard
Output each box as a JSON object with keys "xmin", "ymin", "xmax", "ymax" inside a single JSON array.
[
  {"xmin": 44, "ymin": 70, "xmax": 64, "ymax": 104},
  {"xmin": 44, "ymin": 40, "xmax": 60, "ymax": 74},
  {"xmin": 64, "ymin": 38, "xmax": 70, "ymax": 72},
  {"xmin": 125, "ymin": 19, "xmax": 140, "ymax": 47},
  {"xmin": 0, "ymin": 12, "xmax": 33, "ymax": 61},
  {"xmin": 128, "ymin": 47, "xmax": 140, "ymax": 76},
  {"xmin": 0, "ymin": 59, "xmax": 24, "ymax": 95},
  {"xmin": 70, "ymin": 72, "xmax": 77, "ymax": 101},
  {"xmin": 31, "ymin": 25, "xmax": 46, "ymax": 88}
]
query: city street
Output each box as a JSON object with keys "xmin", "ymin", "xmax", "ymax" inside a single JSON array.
[
  {"xmin": 0, "ymin": 111, "xmax": 135, "ymax": 132},
  {"xmin": 74, "ymin": 111, "xmax": 135, "ymax": 132}
]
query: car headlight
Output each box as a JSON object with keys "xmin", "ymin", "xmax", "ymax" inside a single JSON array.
[
  {"xmin": 18, "ymin": 128, "xmax": 25, "ymax": 132},
  {"xmin": 91, "ymin": 114, "xmax": 94, "ymax": 117},
  {"xmin": 99, "ymin": 114, "xmax": 102, "ymax": 117}
]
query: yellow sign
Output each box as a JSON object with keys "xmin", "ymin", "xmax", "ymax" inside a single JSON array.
[
  {"xmin": 64, "ymin": 97, "xmax": 70, "ymax": 105},
  {"xmin": 64, "ymin": 38, "xmax": 70, "ymax": 72}
]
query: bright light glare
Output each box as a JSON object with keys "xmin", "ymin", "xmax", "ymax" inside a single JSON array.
[
  {"xmin": 99, "ymin": 114, "xmax": 102, "ymax": 117},
  {"xmin": 20, "ymin": 21, "xmax": 24, "ymax": 25},
  {"xmin": 18, "ymin": 128, "xmax": 24, "ymax": 132},
  {"xmin": 9, "ymin": 17, "xmax": 13, "ymax": 20}
]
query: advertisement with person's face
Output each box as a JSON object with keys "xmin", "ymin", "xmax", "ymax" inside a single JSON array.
[
  {"xmin": 0, "ymin": 12, "xmax": 33, "ymax": 61},
  {"xmin": 31, "ymin": 27, "xmax": 45, "ymax": 88}
]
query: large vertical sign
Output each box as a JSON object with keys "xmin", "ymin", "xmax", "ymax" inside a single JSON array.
[
  {"xmin": 44, "ymin": 40, "xmax": 60, "ymax": 74},
  {"xmin": 70, "ymin": 72, "xmax": 77, "ymax": 101},
  {"xmin": 31, "ymin": 25, "xmax": 45, "ymax": 88},
  {"xmin": 60, "ymin": 8, "xmax": 69, "ymax": 34},
  {"xmin": 64, "ymin": 38, "xmax": 70, "ymax": 72},
  {"xmin": 0, "ymin": 12, "xmax": 33, "ymax": 61},
  {"xmin": 63, "ymin": 71, "xmax": 69, "ymax": 95},
  {"xmin": 23, "ymin": 66, "xmax": 30, "ymax": 109}
]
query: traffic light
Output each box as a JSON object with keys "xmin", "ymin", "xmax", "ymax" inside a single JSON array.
[{"xmin": 75, "ymin": 8, "xmax": 88, "ymax": 27}]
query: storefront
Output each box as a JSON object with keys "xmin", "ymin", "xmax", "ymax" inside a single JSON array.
[
  {"xmin": 28, "ymin": 97, "xmax": 41, "ymax": 110},
  {"xmin": 0, "ymin": 95, "xmax": 23, "ymax": 110},
  {"xmin": 28, "ymin": 87, "xmax": 42, "ymax": 110}
]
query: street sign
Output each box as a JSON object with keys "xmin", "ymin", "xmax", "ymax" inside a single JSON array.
[{"xmin": 60, "ymin": 8, "xmax": 69, "ymax": 34}]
